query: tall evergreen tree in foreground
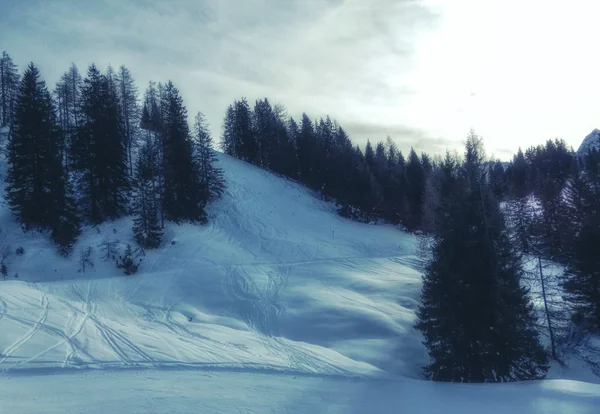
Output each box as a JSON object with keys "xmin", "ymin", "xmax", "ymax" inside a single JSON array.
[
  {"xmin": 561, "ymin": 151, "xmax": 600, "ymax": 330},
  {"xmin": 5, "ymin": 63, "xmax": 80, "ymax": 254},
  {"xmin": 74, "ymin": 64, "xmax": 129, "ymax": 223},
  {"xmin": 415, "ymin": 133, "xmax": 548, "ymax": 382},
  {"xmin": 161, "ymin": 81, "xmax": 205, "ymax": 223},
  {"xmin": 6, "ymin": 63, "xmax": 64, "ymax": 228}
]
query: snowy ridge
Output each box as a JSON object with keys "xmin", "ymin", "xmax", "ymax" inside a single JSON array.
[{"xmin": 577, "ymin": 129, "xmax": 600, "ymax": 155}]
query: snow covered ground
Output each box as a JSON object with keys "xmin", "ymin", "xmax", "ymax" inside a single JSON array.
[
  {"xmin": 0, "ymin": 143, "xmax": 598, "ymax": 412},
  {"xmin": 1, "ymin": 369, "xmax": 599, "ymax": 413}
]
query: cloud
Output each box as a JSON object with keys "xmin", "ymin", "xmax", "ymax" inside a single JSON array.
[
  {"xmin": 341, "ymin": 120, "xmax": 462, "ymax": 155},
  {"xmin": 1, "ymin": 0, "xmax": 439, "ymax": 148}
]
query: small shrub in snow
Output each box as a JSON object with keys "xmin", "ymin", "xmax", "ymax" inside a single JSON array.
[
  {"xmin": 1, "ymin": 264, "xmax": 7, "ymax": 280},
  {"xmin": 78, "ymin": 246, "xmax": 94, "ymax": 273},
  {"xmin": 116, "ymin": 244, "xmax": 142, "ymax": 276},
  {"xmin": 98, "ymin": 239, "xmax": 119, "ymax": 261},
  {"xmin": 16, "ymin": 246, "xmax": 24, "ymax": 256}
]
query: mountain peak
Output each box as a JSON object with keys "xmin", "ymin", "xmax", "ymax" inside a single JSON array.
[{"xmin": 577, "ymin": 129, "xmax": 600, "ymax": 155}]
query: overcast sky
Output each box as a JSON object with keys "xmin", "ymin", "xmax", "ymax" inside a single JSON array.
[{"xmin": 2, "ymin": 0, "xmax": 599, "ymax": 159}]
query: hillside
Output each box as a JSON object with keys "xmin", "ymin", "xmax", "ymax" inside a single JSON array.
[
  {"xmin": 0, "ymin": 141, "xmax": 598, "ymax": 412},
  {"xmin": 0, "ymin": 149, "xmax": 424, "ymax": 376}
]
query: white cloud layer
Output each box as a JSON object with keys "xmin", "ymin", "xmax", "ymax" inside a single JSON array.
[{"xmin": 2, "ymin": 0, "xmax": 599, "ymax": 158}]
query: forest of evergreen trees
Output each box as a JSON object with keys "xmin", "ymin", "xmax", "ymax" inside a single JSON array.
[
  {"xmin": 0, "ymin": 52, "xmax": 224, "ymax": 256},
  {"xmin": 1, "ymin": 50, "xmax": 599, "ymax": 382}
]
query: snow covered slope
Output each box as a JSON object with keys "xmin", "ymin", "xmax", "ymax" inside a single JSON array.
[
  {"xmin": 577, "ymin": 129, "xmax": 600, "ymax": 155},
  {"xmin": 0, "ymin": 148, "xmax": 599, "ymax": 413},
  {"xmin": 0, "ymin": 152, "xmax": 424, "ymax": 377}
]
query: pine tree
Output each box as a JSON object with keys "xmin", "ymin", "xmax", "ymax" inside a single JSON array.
[
  {"xmin": 116, "ymin": 65, "xmax": 140, "ymax": 177},
  {"xmin": 193, "ymin": 112, "xmax": 225, "ymax": 201},
  {"xmin": 221, "ymin": 104, "xmax": 236, "ymax": 156},
  {"xmin": 0, "ymin": 51, "xmax": 20, "ymax": 127},
  {"xmin": 5, "ymin": 63, "xmax": 80, "ymax": 254},
  {"xmin": 51, "ymin": 176, "xmax": 82, "ymax": 256},
  {"xmin": 74, "ymin": 64, "xmax": 129, "ymax": 223},
  {"xmin": 234, "ymin": 98, "xmax": 256, "ymax": 163},
  {"xmin": 297, "ymin": 113, "xmax": 318, "ymax": 189},
  {"xmin": 6, "ymin": 63, "xmax": 64, "ymax": 229},
  {"xmin": 405, "ymin": 148, "xmax": 426, "ymax": 231},
  {"xmin": 561, "ymin": 157, "xmax": 600, "ymax": 329},
  {"xmin": 132, "ymin": 141, "xmax": 163, "ymax": 249},
  {"xmin": 54, "ymin": 63, "xmax": 83, "ymax": 169},
  {"xmin": 415, "ymin": 134, "xmax": 548, "ymax": 382},
  {"xmin": 161, "ymin": 81, "xmax": 205, "ymax": 223}
]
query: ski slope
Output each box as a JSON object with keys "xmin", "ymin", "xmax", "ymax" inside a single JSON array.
[
  {"xmin": 0, "ymin": 140, "xmax": 598, "ymax": 412},
  {"xmin": 0, "ymin": 151, "xmax": 424, "ymax": 376}
]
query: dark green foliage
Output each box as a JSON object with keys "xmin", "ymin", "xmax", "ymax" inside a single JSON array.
[
  {"xmin": 0, "ymin": 51, "xmax": 20, "ymax": 126},
  {"xmin": 161, "ymin": 81, "xmax": 206, "ymax": 223},
  {"xmin": 73, "ymin": 64, "xmax": 129, "ymax": 223},
  {"xmin": 405, "ymin": 148, "xmax": 426, "ymax": 230},
  {"xmin": 132, "ymin": 139, "xmax": 163, "ymax": 249},
  {"xmin": 193, "ymin": 112, "xmax": 225, "ymax": 201},
  {"xmin": 561, "ymin": 153, "xmax": 600, "ymax": 329},
  {"xmin": 116, "ymin": 244, "xmax": 142, "ymax": 275},
  {"xmin": 416, "ymin": 135, "xmax": 548, "ymax": 383},
  {"xmin": 5, "ymin": 63, "xmax": 81, "ymax": 254}
]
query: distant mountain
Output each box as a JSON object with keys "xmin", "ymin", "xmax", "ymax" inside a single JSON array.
[{"xmin": 577, "ymin": 129, "xmax": 600, "ymax": 155}]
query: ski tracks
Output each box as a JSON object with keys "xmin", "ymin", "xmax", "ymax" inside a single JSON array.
[
  {"xmin": 0, "ymin": 290, "xmax": 48, "ymax": 366},
  {"xmin": 222, "ymin": 264, "xmax": 346, "ymax": 375}
]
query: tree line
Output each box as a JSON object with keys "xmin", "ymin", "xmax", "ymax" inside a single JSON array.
[
  {"xmin": 0, "ymin": 51, "xmax": 224, "ymax": 255},
  {"xmin": 221, "ymin": 97, "xmax": 432, "ymax": 231}
]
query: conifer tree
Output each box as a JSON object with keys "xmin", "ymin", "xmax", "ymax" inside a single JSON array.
[
  {"xmin": 193, "ymin": 111, "xmax": 225, "ymax": 201},
  {"xmin": 6, "ymin": 63, "xmax": 80, "ymax": 254},
  {"xmin": 116, "ymin": 65, "xmax": 140, "ymax": 177},
  {"xmin": 221, "ymin": 104, "xmax": 236, "ymax": 156},
  {"xmin": 132, "ymin": 141, "xmax": 163, "ymax": 248},
  {"xmin": 54, "ymin": 63, "xmax": 83, "ymax": 168},
  {"xmin": 74, "ymin": 64, "xmax": 129, "ymax": 223},
  {"xmin": 161, "ymin": 81, "xmax": 205, "ymax": 223},
  {"xmin": 6, "ymin": 63, "xmax": 64, "ymax": 229},
  {"xmin": 416, "ymin": 134, "xmax": 548, "ymax": 382},
  {"xmin": 561, "ymin": 155, "xmax": 600, "ymax": 329},
  {"xmin": 0, "ymin": 51, "xmax": 20, "ymax": 127},
  {"xmin": 405, "ymin": 148, "xmax": 426, "ymax": 231}
]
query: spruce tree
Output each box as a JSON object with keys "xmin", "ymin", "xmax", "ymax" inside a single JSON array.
[
  {"xmin": 161, "ymin": 81, "xmax": 205, "ymax": 223},
  {"xmin": 561, "ymin": 156, "xmax": 600, "ymax": 329},
  {"xmin": 6, "ymin": 63, "xmax": 80, "ymax": 254},
  {"xmin": 416, "ymin": 135, "xmax": 548, "ymax": 382},
  {"xmin": 75, "ymin": 64, "xmax": 129, "ymax": 223},
  {"xmin": 54, "ymin": 63, "xmax": 83, "ymax": 168},
  {"xmin": 6, "ymin": 63, "xmax": 64, "ymax": 229},
  {"xmin": 0, "ymin": 51, "xmax": 20, "ymax": 126},
  {"xmin": 405, "ymin": 148, "xmax": 426, "ymax": 231},
  {"xmin": 132, "ymin": 141, "xmax": 163, "ymax": 248},
  {"xmin": 193, "ymin": 112, "xmax": 225, "ymax": 201},
  {"xmin": 221, "ymin": 104, "xmax": 236, "ymax": 156},
  {"xmin": 116, "ymin": 65, "xmax": 140, "ymax": 177}
]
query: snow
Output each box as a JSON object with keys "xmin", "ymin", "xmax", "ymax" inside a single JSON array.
[
  {"xmin": 577, "ymin": 129, "xmax": 600, "ymax": 155},
  {"xmin": 1, "ymin": 369, "xmax": 599, "ymax": 414},
  {"xmin": 0, "ymin": 151, "xmax": 598, "ymax": 412}
]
